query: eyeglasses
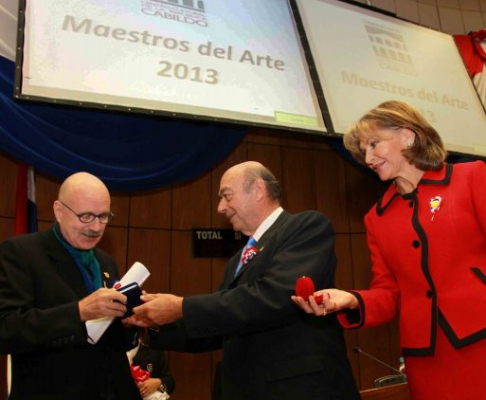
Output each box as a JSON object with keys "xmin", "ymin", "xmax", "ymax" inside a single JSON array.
[{"xmin": 58, "ymin": 201, "xmax": 114, "ymax": 224}]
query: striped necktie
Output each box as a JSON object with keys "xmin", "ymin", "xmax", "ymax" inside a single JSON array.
[{"xmin": 234, "ymin": 236, "xmax": 257, "ymax": 276}]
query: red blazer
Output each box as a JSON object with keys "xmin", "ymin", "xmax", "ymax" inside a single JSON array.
[{"xmin": 339, "ymin": 161, "xmax": 486, "ymax": 356}]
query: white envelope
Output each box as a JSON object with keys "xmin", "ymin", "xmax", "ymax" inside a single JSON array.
[{"xmin": 86, "ymin": 261, "xmax": 150, "ymax": 344}]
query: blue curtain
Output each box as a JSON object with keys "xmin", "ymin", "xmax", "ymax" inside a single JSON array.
[{"xmin": 0, "ymin": 57, "xmax": 247, "ymax": 191}]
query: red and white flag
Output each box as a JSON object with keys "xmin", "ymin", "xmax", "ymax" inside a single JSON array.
[
  {"xmin": 1, "ymin": 163, "xmax": 38, "ymax": 398},
  {"xmin": 14, "ymin": 162, "xmax": 38, "ymax": 235}
]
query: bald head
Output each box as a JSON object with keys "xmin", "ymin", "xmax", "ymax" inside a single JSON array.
[
  {"xmin": 224, "ymin": 161, "xmax": 281, "ymax": 201},
  {"xmin": 58, "ymin": 172, "xmax": 110, "ymax": 204},
  {"xmin": 54, "ymin": 172, "xmax": 111, "ymax": 250},
  {"xmin": 218, "ymin": 162, "xmax": 281, "ymax": 236}
]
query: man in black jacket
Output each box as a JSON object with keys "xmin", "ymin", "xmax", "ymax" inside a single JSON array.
[
  {"xmin": 130, "ymin": 161, "xmax": 360, "ymax": 400},
  {"xmin": 0, "ymin": 172, "xmax": 142, "ymax": 400}
]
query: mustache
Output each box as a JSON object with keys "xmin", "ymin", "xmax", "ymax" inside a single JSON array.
[{"xmin": 84, "ymin": 230, "xmax": 102, "ymax": 238}]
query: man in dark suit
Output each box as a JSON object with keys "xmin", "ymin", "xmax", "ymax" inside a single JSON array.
[
  {"xmin": 130, "ymin": 161, "xmax": 360, "ymax": 400},
  {"xmin": 0, "ymin": 172, "xmax": 142, "ymax": 400}
]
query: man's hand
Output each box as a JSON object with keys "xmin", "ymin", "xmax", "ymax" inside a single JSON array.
[
  {"xmin": 78, "ymin": 288, "xmax": 127, "ymax": 321},
  {"xmin": 128, "ymin": 293, "xmax": 183, "ymax": 326}
]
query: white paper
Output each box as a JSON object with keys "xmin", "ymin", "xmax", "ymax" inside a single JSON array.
[{"xmin": 86, "ymin": 261, "xmax": 150, "ymax": 344}]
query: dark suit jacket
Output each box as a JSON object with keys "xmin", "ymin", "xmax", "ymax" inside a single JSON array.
[
  {"xmin": 0, "ymin": 227, "xmax": 142, "ymax": 400},
  {"xmin": 151, "ymin": 210, "xmax": 360, "ymax": 400},
  {"xmin": 132, "ymin": 345, "xmax": 175, "ymax": 394}
]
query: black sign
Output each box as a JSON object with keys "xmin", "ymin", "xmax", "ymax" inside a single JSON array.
[{"xmin": 192, "ymin": 229, "xmax": 248, "ymax": 258}]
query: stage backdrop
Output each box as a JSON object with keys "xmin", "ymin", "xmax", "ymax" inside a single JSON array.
[
  {"xmin": 0, "ymin": 0, "xmax": 246, "ymax": 191},
  {"xmin": 0, "ymin": 55, "xmax": 247, "ymax": 191}
]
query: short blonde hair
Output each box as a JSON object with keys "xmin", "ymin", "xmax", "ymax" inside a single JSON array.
[{"xmin": 344, "ymin": 100, "xmax": 447, "ymax": 171}]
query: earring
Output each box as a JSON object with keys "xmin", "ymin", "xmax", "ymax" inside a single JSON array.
[{"xmin": 408, "ymin": 141, "xmax": 413, "ymax": 147}]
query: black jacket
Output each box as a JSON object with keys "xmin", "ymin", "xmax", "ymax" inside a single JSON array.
[
  {"xmin": 132, "ymin": 344, "xmax": 175, "ymax": 394},
  {"xmin": 0, "ymin": 227, "xmax": 142, "ymax": 400},
  {"xmin": 151, "ymin": 211, "xmax": 360, "ymax": 400}
]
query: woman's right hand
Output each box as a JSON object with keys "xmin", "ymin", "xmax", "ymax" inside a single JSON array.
[{"xmin": 291, "ymin": 288, "xmax": 359, "ymax": 316}]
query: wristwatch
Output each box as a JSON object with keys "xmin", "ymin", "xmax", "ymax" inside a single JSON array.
[{"xmin": 158, "ymin": 382, "xmax": 167, "ymax": 393}]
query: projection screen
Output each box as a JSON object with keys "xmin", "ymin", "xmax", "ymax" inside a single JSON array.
[
  {"xmin": 15, "ymin": 0, "xmax": 327, "ymax": 133},
  {"xmin": 295, "ymin": 0, "xmax": 486, "ymax": 158}
]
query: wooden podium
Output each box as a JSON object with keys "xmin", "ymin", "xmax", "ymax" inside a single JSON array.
[{"xmin": 360, "ymin": 383, "xmax": 411, "ymax": 400}]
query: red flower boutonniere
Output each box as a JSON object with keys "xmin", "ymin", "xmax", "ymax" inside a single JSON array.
[
  {"xmin": 242, "ymin": 246, "xmax": 258, "ymax": 266},
  {"xmin": 429, "ymin": 196, "xmax": 442, "ymax": 221}
]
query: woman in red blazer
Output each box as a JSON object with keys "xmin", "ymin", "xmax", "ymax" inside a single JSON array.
[{"xmin": 293, "ymin": 100, "xmax": 486, "ymax": 400}]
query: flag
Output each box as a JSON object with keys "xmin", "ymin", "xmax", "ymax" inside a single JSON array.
[
  {"xmin": 454, "ymin": 30, "xmax": 486, "ymax": 108},
  {"xmin": 1, "ymin": 163, "xmax": 39, "ymax": 399},
  {"xmin": 14, "ymin": 162, "xmax": 38, "ymax": 235}
]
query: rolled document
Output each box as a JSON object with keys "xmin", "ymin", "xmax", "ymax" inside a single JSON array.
[{"xmin": 86, "ymin": 261, "xmax": 150, "ymax": 344}]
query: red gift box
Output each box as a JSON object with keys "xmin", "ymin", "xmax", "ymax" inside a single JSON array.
[{"xmin": 295, "ymin": 276, "xmax": 323, "ymax": 304}]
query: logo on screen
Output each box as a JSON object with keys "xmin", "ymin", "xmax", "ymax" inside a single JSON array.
[
  {"xmin": 141, "ymin": 0, "xmax": 208, "ymax": 27},
  {"xmin": 365, "ymin": 22, "xmax": 417, "ymax": 76}
]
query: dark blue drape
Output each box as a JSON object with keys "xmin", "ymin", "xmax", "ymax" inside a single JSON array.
[{"xmin": 0, "ymin": 56, "xmax": 246, "ymax": 191}]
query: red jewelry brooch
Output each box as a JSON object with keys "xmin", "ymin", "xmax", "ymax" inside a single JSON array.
[
  {"xmin": 429, "ymin": 196, "xmax": 442, "ymax": 221},
  {"xmin": 242, "ymin": 246, "xmax": 258, "ymax": 265}
]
